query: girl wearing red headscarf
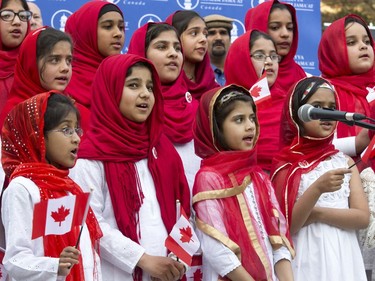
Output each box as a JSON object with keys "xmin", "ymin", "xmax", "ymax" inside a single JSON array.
[
  {"xmin": 0, "ymin": 0, "xmax": 30, "ymax": 115},
  {"xmin": 128, "ymin": 22, "xmax": 200, "ymax": 190},
  {"xmin": 225, "ymin": 29, "xmax": 282, "ymax": 172},
  {"xmin": 245, "ymin": 0, "xmax": 306, "ymax": 93},
  {"xmin": 69, "ymin": 54, "xmax": 190, "ymax": 281},
  {"xmin": 166, "ymin": 10, "xmax": 219, "ymax": 101},
  {"xmin": 319, "ymin": 14, "xmax": 375, "ymax": 159},
  {"xmin": 0, "ymin": 27, "xmax": 79, "ymax": 126},
  {"xmin": 193, "ymin": 84, "xmax": 294, "ymax": 281},
  {"xmin": 270, "ymin": 76, "xmax": 368, "ymax": 281},
  {"xmin": 64, "ymin": 1, "xmax": 125, "ymax": 129},
  {"xmin": 1, "ymin": 91, "xmax": 102, "ymax": 281}
]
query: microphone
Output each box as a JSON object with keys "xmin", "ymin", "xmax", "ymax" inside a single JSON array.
[{"xmin": 298, "ymin": 104, "xmax": 367, "ymax": 122}]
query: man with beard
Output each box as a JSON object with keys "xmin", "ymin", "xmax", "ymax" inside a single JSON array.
[{"xmin": 204, "ymin": 14, "xmax": 233, "ymax": 86}]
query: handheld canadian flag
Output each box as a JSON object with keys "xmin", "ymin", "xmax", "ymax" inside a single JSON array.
[
  {"xmin": 32, "ymin": 193, "xmax": 90, "ymax": 239},
  {"xmin": 165, "ymin": 204, "xmax": 200, "ymax": 266},
  {"xmin": 249, "ymin": 71, "xmax": 272, "ymax": 110},
  {"xmin": 0, "ymin": 248, "xmax": 8, "ymax": 281},
  {"xmin": 362, "ymin": 135, "xmax": 375, "ymax": 164}
]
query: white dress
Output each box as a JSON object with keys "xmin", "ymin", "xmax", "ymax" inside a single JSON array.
[
  {"xmin": 197, "ymin": 180, "xmax": 292, "ymax": 281},
  {"xmin": 69, "ymin": 158, "xmax": 168, "ymax": 281},
  {"xmin": 1, "ymin": 176, "xmax": 101, "ymax": 281},
  {"xmin": 292, "ymin": 152, "xmax": 367, "ymax": 281}
]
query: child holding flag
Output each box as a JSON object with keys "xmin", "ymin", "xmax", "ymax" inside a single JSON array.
[
  {"xmin": 1, "ymin": 92, "xmax": 102, "ymax": 281},
  {"xmin": 193, "ymin": 84, "xmax": 294, "ymax": 280}
]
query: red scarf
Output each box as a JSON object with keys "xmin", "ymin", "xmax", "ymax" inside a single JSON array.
[
  {"xmin": 166, "ymin": 11, "xmax": 219, "ymax": 101},
  {"xmin": 64, "ymin": 2, "xmax": 123, "ymax": 109},
  {"xmin": 0, "ymin": 0, "xmax": 30, "ymax": 114},
  {"xmin": 128, "ymin": 22, "xmax": 198, "ymax": 143},
  {"xmin": 77, "ymin": 54, "xmax": 190, "ymax": 281},
  {"xmin": 270, "ymin": 78, "xmax": 339, "ymax": 226},
  {"xmin": 245, "ymin": 0, "xmax": 306, "ymax": 92},
  {"xmin": 193, "ymin": 85, "xmax": 293, "ymax": 280},
  {"xmin": 318, "ymin": 14, "xmax": 375, "ymax": 138},
  {"xmin": 1, "ymin": 91, "xmax": 102, "ymax": 281},
  {"xmin": 224, "ymin": 29, "xmax": 285, "ymax": 171}
]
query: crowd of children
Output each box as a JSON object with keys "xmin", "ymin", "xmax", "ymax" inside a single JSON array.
[{"xmin": 0, "ymin": 0, "xmax": 375, "ymax": 280}]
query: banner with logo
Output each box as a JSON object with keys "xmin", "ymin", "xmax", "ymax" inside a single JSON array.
[{"xmin": 28, "ymin": 0, "xmax": 321, "ymax": 75}]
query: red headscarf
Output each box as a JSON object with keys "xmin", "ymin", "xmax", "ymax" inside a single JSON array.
[
  {"xmin": 166, "ymin": 11, "xmax": 219, "ymax": 101},
  {"xmin": 245, "ymin": 0, "xmax": 306, "ymax": 92},
  {"xmin": 318, "ymin": 14, "xmax": 375, "ymax": 138},
  {"xmin": 270, "ymin": 77, "xmax": 339, "ymax": 226},
  {"xmin": 128, "ymin": 22, "xmax": 198, "ymax": 144},
  {"xmin": 193, "ymin": 84, "xmax": 293, "ymax": 280},
  {"xmin": 225, "ymin": 29, "xmax": 285, "ymax": 171},
  {"xmin": 1, "ymin": 91, "xmax": 102, "ymax": 281},
  {"xmin": 64, "ymin": 1, "xmax": 124, "ymax": 109},
  {"xmin": 0, "ymin": 0, "xmax": 30, "ymax": 114},
  {"xmin": 77, "ymin": 54, "xmax": 190, "ymax": 280}
]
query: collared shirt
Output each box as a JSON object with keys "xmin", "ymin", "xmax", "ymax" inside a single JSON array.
[{"xmin": 211, "ymin": 64, "xmax": 226, "ymax": 86}]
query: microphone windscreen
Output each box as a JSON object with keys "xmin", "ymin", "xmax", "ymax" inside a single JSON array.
[{"xmin": 298, "ymin": 104, "xmax": 314, "ymax": 122}]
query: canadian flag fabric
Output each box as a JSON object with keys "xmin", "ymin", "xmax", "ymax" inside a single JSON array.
[
  {"xmin": 361, "ymin": 135, "xmax": 375, "ymax": 164},
  {"xmin": 249, "ymin": 72, "xmax": 272, "ymax": 110},
  {"xmin": 0, "ymin": 251, "xmax": 8, "ymax": 281},
  {"xmin": 32, "ymin": 193, "xmax": 89, "ymax": 239},
  {"xmin": 182, "ymin": 254, "xmax": 203, "ymax": 281},
  {"xmin": 165, "ymin": 206, "xmax": 200, "ymax": 266}
]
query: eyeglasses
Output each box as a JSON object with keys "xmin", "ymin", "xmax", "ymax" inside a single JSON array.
[
  {"xmin": 0, "ymin": 9, "xmax": 32, "ymax": 22},
  {"xmin": 50, "ymin": 127, "xmax": 83, "ymax": 138},
  {"xmin": 250, "ymin": 53, "xmax": 281, "ymax": 63}
]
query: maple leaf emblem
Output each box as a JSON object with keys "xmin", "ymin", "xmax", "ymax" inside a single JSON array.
[
  {"xmin": 192, "ymin": 268, "xmax": 203, "ymax": 281},
  {"xmin": 51, "ymin": 205, "xmax": 70, "ymax": 226},
  {"xmin": 250, "ymin": 85, "xmax": 262, "ymax": 98},
  {"xmin": 179, "ymin": 226, "xmax": 194, "ymax": 243}
]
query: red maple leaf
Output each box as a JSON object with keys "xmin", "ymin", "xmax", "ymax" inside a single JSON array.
[
  {"xmin": 250, "ymin": 85, "xmax": 262, "ymax": 98},
  {"xmin": 51, "ymin": 205, "xmax": 70, "ymax": 227},
  {"xmin": 192, "ymin": 268, "xmax": 203, "ymax": 281},
  {"xmin": 180, "ymin": 226, "xmax": 194, "ymax": 243}
]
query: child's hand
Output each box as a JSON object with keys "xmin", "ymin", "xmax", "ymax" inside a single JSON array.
[
  {"xmin": 58, "ymin": 246, "xmax": 80, "ymax": 276},
  {"xmin": 138, "ymin": 253, "xmax": 185, "ymax": 281},
  {"xmin": 313, "ymin": 168, "xmax": 351, "ymax": 194}
]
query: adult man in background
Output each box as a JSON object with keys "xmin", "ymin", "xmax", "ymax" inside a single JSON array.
[
  {"xmin": 204, "ymin": 14, "xmax": 233, "ymax": 86},
  {"xmin": 27, "ymin": 2, "xmax": 43, "ymax": 30}
]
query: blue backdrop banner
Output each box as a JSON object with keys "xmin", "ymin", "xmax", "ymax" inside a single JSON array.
[{"xmin": 28, "ymin": 0, "xmax": 321, "ymax": 75}]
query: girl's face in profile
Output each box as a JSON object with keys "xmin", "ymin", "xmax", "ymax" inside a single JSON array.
[
  {"xmin": 267, "ymin": 8, "xmax": 294, "ymax": 57},
  {"xmin": 301, "ymin": 88, "xmax": 337, "ymax": 139},
  {"xmin": 146, "ymin": 29, "xmax": 183, "ymax": 84},
  {"xmin": 250, "ymin": 37, "xmax": 279, "ymax": 87},
  {"xmin": 180, "ymin": 16, "xmax": 208, "ymax": 64},
  {"xmin": 0, "ymin": 0, "xmax": 29, "ymax": 49},
  {"xmin": 119, "ymin": 65, "xmax": 155, "ymax": 123},
  {"xmin": 38, "ymin": 41, "xmax": 73, "ymax": 92},
  {"xmin": 221, "ymin": 100, "xmax": 257, "ymax": 151},
  {"xmin": 97, "ymin": 11, "xmax": 125, "ymax": 57},
  {"xmin": 346, "ymin": 21, "xmax": 374, "ymax": 75},
  {"xmin": 45, "ymin": 111, "xmax": 81, "ymax": 169}
]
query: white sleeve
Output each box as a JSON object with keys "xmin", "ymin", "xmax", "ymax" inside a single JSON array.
[
  {"xmin": 273, "ymin": 246, "xmax": 292, "ymax": 265},
  {"xmin": 197, "ymin": 229, "xmax": 241, "ymax": 277},
  {"xmin": 1, "ymin": 178, "xmax": 60, "ymax": 281},
  {"xmin": 70, "ymin": 159, "xmax": 145, "ymax": 274},
  {"xmin": 333, "ymin": 136, "xmax": 356, "ymax": 156}
]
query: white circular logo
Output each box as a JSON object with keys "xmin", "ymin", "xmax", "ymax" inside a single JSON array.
[
  {"xmin": 250, "ymin": 0, "xmax": 271, "ymax": 8},
  {"xmin": 176, "ymin": 0, "xmax": 199, "ymax": 10},
  {"xmin": 105, "ymin": 0, "xmax": 121, "ymax": 4},
  {"xmin": 138, "ymin": 14, "xmax": 162, "ymax": 28},
  {"xmin": 230, "ymin": 19, "xmax": 246, "ymax": 43},
  {"xmin": 51, "ymin": 10, "xmax": 73, "ymax": 32}
]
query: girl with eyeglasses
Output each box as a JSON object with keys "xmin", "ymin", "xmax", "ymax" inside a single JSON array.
[
  {"xmin": 0, "ymin": 0, "xmax": 31, "ymax": 115},
  {"xmin": 1, "ymin": 92, "xmax": 102, "ymax": 281},
  {"xmin": 192, "ymin": 84, "xmax": 294, "ymax": 281},
  {"xmin": 245, "ymin": 0, "xmax": 307, "ymax": 93},
  {"xmin": 225, "ymin": 29, "xmax": 283, "ymax": 172}
]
